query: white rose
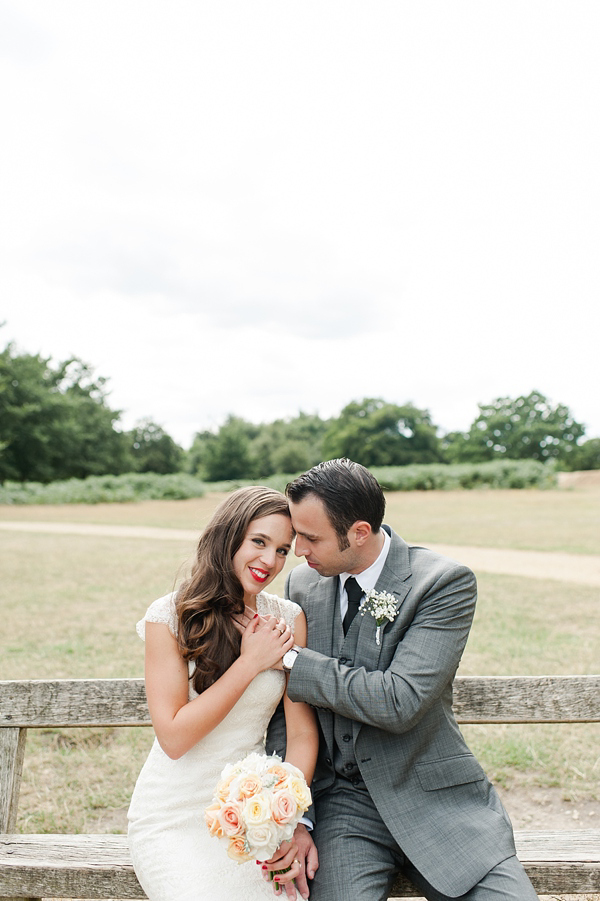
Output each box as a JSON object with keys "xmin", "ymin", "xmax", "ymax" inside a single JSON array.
[{"xmin": 246, "ymin": 820, "xmax": 280, "ymax": 861}]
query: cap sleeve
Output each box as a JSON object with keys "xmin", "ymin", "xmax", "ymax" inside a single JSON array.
[
  {"xmin": 136, "ymin": 592, "xmax": 178, "ymax": 641},
  {"xmin": 257, "ymin": 592, "xmax": 303, "ymax": 632}
]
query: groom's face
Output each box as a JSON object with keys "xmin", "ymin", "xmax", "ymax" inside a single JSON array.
[{"xmin": 289, "ymin": 494, "xmax": 361, "ymax": 577}]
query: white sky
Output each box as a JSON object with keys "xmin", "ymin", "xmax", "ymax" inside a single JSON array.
[{"xmin": 1, "ymin": 1, "xmax": 599, "ymax": 448}]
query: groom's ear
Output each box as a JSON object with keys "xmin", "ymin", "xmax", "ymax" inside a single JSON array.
[{"xmin": 350, "ymin": 520, "xmax": 372, "ymax": 547}]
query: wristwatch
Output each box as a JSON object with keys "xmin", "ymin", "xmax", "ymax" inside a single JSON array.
[{"xmin": 282, "ymin": 646, "xmax": 301, "ymax": 673}]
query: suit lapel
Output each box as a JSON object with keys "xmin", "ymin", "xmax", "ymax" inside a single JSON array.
[
  {"xmin": 355, "ymin": 529, "xmax": 412, "ymax": 666},
  {"xmin": 306, "ymin": 574, "xmax": 337, "ymax": 658}
]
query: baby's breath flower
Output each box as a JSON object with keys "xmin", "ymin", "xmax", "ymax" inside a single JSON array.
[{"xmin": 360, "ymin": 589, "xmax": 398, "ymax": 644}]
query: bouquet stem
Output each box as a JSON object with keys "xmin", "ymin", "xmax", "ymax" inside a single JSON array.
[{"xmin": 269, "ymin": 863, "xmax": 293, "ymax": 885}]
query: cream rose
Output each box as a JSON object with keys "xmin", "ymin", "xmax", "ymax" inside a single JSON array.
[
  {"xmin": 243, "ymin": 792, "xmax": 271, "ymax": 825},
  {"xmin": 288, "ymin": 776, "xmax": 312, "ymax": 811}
]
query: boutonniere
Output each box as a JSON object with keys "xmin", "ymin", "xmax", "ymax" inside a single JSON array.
[{"xmin": 359, "ymin": 589, "xmax": 398, "ymax": 645}]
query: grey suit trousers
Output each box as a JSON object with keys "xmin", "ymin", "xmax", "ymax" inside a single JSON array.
[{"xmin": 310, "ymin": 780, "xmax": 538, "ymax": 901}]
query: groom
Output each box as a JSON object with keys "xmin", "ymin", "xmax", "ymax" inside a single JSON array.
[{"xmin": 267, "ymin": 458, "xmax": 538, "ymax": 901}]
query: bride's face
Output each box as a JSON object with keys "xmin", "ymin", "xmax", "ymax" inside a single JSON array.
[{"xmin": 232, "ymin": 513, "xmax": 293, "ymax": 603}]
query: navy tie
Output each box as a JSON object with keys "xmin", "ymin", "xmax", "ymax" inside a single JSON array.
[{"xmin": 343, "ymin": 577, "xmax": 363, "ymax": 635}]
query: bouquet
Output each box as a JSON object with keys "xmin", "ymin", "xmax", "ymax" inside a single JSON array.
[{"xmin": 204, "ymin": 751, "xmax": 312, "ymax": 864}]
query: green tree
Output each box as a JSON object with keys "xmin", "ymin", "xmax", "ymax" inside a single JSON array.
[
  {"xmin": 564, "ymin": 437, "xmax": 600, "ymax": 471},
  {"xmin": 450, "ymin": 391, "xmax": 585, "ymax": 464},
  {"xmin": 128, "ymin": 419, "xmax": 184, "ymax": 474},
  {"xmin": 201, "ymin": 416, "xmax": 258, "ymax": 481},
  {"xmin": 322, "ymin": 398, "xmax": 443, "ymax": 467},
  {"xmin": 270, "ymin": 439, "xmax": 311, "ymax": 474},
  {"xmin": 249, "ymin": 412, "xmax": 328, "ymax": 476},
  {"xmin": 0, "ymin": 343, "xmax": 132, "ymax": 482}
]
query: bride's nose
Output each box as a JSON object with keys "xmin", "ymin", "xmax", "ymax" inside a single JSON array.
[{"xmin": 259, "ymin": 545, "xmax": 277, "ymax": 568}]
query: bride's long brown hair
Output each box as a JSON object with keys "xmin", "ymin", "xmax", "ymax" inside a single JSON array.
[{"xmin": 175, "ymin": 486, "xmax": 291, "ymax": 695}]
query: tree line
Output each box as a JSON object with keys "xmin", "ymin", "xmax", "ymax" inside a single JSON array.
[{"xmin": 1, "ymin": 341, "xmax": 598, "ymax": 485}]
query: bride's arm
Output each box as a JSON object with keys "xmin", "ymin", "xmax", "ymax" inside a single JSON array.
[
  {"xmin": 281, "ymin": 611, "xmax": 318, "ymax": 782},
  {"xmin": 145, "ymin": 618, "xmax": 294, "ymax": 760},
  {"xmin": 264, "ymin": 611, "xmax": 319, "ymax": 898}
]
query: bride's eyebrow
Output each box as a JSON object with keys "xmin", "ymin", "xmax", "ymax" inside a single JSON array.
[{"xmin": 249, "ymin": 530, "xmax": 292, "ymax": 549}]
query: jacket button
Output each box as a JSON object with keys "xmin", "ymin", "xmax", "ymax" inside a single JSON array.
[
  {"xmin": 342, "ymin": 734, "xmax": 351, "ymax": 742},
  {"xmin": 351, "ymin": 775, "xmax": 361, "ymax": 785},
  {"xmin": 344, "ymin": 762, "xmax": 354, "ymax": 771},
  {"xmin": 339, "ymin": 656, "xmax": 347, "ymax": 665},
  {"xmin": 325, "ymin": 757, "xmax": 332, "ymax": 766}
]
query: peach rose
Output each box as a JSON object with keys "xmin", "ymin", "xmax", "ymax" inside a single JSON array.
[
  {"xmin": 266, "ymin": 764, "xmax": 289, "ymax": 788},
  {"xmin": 238, "ymin": 774, "xmax": 262, "ymax": 798},
  {"xmin": 271, "ymin": 789, "xmax": 298, "ymax": 825},
  {"xmin": 216, "ymin": 771, "xmax": 237, "ymax": 801},
  {"xmin": 227, "ymin": 836, "xmax": 253, "ymax": 863},
  {"xmin": 204, "ymin": 801, "xmax": 225, "ymax": 838},
  {"xmin": 218, "ymin": 800, "xmax": 244, "ymax": 837}
]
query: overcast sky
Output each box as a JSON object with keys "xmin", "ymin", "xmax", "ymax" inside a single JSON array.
[{"xmin": 2, "ymin": 1, "xmax": 598, "ymax": 448}]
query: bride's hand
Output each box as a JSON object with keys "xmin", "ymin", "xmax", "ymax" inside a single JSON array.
[{"xmin": 240, "ymin": 615, "xmax": 294, "ymax": 672}]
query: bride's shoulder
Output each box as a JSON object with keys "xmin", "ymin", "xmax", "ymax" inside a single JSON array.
[
  {"xmin": 257, "ymin": 591, "xmax": 302, "ymax": 626},
  {"xmin": 135, "ymin": 592, "xmax": 178, "ymax": 640}
]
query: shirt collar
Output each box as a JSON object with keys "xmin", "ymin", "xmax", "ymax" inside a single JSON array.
[{"xmin": 339, "ymin": 527, "xmax": 391, "ymax": 595}]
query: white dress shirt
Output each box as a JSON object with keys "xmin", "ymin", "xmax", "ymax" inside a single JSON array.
[{"xmin": 338, "ymin": 528, "xmax": 391, "ymax": 621}]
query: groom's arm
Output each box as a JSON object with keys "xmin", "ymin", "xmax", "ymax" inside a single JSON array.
[{"xmin": 286, "ymin": 561, "xmax": 476, "ymax": 734}]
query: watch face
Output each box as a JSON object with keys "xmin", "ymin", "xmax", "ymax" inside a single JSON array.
[{"xmin": 283, "ymin": 649, "xmax": 298, "ymax": 669}]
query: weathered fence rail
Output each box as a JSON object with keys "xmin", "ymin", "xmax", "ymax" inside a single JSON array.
[{"xmin": 1, "ymin": 675, "xmax": 599, "ymax": 899}]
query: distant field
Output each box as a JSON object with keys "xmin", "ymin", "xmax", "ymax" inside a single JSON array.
[
  {"xmin": 1, "ymin": 483, "xmax": 598, "ymax": 837},
  {"xmin": 1, "ymin": 479, "xmax": 599, "ymax": 554}
]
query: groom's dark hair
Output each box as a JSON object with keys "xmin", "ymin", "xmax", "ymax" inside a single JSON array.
[{"xmin": 286, "ymin": 458, "xmax": 385, "ymax": 546}]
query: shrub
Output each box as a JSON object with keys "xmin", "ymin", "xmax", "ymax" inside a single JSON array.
[
  {"xmin": 0, "ymin": 472, "xmax": 206, "ymax": 505},
  {"xmin": 371, "ymin": 460, "xmax": 556, "ymax": 492},
  {"xmin": 0, "ymin": 460, "xmax": 557, "ymax": 506}
]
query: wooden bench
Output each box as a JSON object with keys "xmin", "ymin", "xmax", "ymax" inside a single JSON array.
[{"xmin": 1, "ymin": 675, "xmax": 599, "ymax": 900}]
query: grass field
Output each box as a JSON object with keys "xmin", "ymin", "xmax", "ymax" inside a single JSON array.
[
  {"xmin": 1, "ymin": 484, "xmax": 598, "ymax": 859},
  {"xmin": 1, "ymin": 480, "xmax": 599, "ymax": 553}
]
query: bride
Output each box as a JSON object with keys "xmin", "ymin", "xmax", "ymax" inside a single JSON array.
[{"xmin": 128, "ymin": 486, "xmax": 319, "ymax": 900}]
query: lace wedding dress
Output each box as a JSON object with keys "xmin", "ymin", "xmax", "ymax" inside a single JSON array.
[{"xmin": 127, "ymin": 591, "xmax": 301, "ymax": 901}]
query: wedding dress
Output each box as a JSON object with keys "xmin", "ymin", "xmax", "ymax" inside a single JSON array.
[{"xmin": 127, "ymin": 591, "xmax": 301, "ymax": 901}]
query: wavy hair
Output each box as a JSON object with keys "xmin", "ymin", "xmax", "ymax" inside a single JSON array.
[{"xmin": 175, "ymin": 486, "xmax": 291, "ymax": 695}]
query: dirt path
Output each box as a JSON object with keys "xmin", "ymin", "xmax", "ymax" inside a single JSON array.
[
  {"xmin": 1, "ymin": 520, "xmax": 599, "ymax": 586},
  {"xmin": 425, "ymin": 543, "xmax": 600, "ymax": 586}
]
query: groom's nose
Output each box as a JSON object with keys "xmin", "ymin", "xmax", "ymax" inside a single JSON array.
[{"xmin": 294, "ymin": 536, "xmax": 309, "ymax": 558}]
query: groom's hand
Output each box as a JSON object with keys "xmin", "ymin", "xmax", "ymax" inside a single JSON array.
[
  {"xmin": 291, "ymin": 824, "xmax": 318, "ymax": 899},
  {"xmin": 262, "ymin": 824, "xmax": 318, "ymax": 900}
]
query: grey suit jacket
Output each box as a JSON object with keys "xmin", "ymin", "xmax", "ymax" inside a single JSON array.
[{"xmin": 274, "ymin": 528, "xmax": 516, "ymax": 898}]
